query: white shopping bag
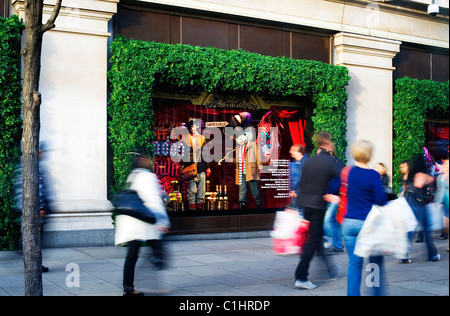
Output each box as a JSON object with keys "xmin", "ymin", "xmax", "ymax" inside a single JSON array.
[
  {"xmin": 388, "ymin": 197, "xmax": 418, "ymax": 232},
  {"xmin": 354, "ymin": 199, "xmax": 411, "ymax": 260},
  {"xmin": 271, "ymin": 211, "xmax": 301, "ymax": 239}
]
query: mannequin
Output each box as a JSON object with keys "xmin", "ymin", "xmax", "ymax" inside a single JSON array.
[
  {"xmin": 235, "ymin": 126, "xmax": 263, "ymax": 209},
  {"xmin": 181, "ymin": 118, "xmax": 211, "ymax": 211}
]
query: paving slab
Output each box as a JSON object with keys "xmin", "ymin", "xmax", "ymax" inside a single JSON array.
[{"xmin": 0, "ymin": 237, "xmax": 448, "ymax": 297}]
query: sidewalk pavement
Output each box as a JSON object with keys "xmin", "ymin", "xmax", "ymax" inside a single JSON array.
[{"xmin": 0, "ymin": 236, "xmax": 448, "ymax": 296}]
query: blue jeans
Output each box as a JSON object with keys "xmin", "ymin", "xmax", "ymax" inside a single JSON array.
[
  {"xmin": 405, "ymin": 195, "xmax": 438, "ymax": 261},
  {"xmin": 342, "ymin": 218, "xmax": 385, "ymax": 296},
  {"xmin": 324, "ymin": 203, "xmax": 343, "ymax": 250}
]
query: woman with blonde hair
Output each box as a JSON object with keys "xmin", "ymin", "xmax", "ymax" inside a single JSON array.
[{"xmin": 341, "ymin": 140, "xmax": 387, "ymax": 296}]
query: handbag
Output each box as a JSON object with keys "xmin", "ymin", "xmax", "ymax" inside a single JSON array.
[
  {"xmin": 337, "ymin": 166, "xmax": 351, "ymax": 225},
  {"xmin": 180, "ymin": 163, "xmax": 198, "ymax": 181},
  {"xmin": 113, "ymin": 190, "xmax": 156, "ymax": 224}
]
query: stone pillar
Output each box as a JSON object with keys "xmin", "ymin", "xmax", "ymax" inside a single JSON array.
[
  {"xmin": 12, "ymin": 0, "xmax": 118, "ymax": 247},
  {"xmin": 334, "ymin": 32, "xmax": 400, "ymax": 183}
]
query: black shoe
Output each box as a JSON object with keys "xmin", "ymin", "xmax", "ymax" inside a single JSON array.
[
  {"xmin": 430, "ymin": 254, "xmax": 440, "ymax": 262},
  {"xmin": 239, "ymin": 202, "xmax": 246, "ymax": 209},
  {"xmin": 398, "ymin": 259, "xmax": 412, "ymax": 264},
  {"xmin": 42, "ymin": 265, "xmax": 49, "ymax": 273},
  {"xmin": 332, "ymin": 247, "xmax": 345, "ymax": 254},
  {"xmin": 323, "ymin": 248, "xmax": 337, "ymax": 256},
  {"xmin": 415, "ymin": 232, "xmax": 424, "ymax": 243},
  {"xmin": 123, "ymin": 291, "xmax": 144, "ymax": 296}
]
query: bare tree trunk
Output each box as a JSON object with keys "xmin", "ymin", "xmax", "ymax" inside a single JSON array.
[{"xmin": 21, "ymin": 0, "xmax": 61, "ymax": 296}]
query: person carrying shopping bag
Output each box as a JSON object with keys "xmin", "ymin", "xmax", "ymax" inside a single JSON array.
[
  {"xmin": 402, "ymin": 153, "xmax": 440, "ymax": 263},
  {"xmin": 115, "ymin": 152, "xmax": 171, "ymax": 296},
  {"xmin": 339, "ymin": 140, "xmax": 387, "ymax": 296},
  {"xmin": 434, "ymin": 156, "xmax": 449, "ymax": 252},
  {"xmin": 293, "ymin": 131, "xmax": 342, "ymax": 290}
]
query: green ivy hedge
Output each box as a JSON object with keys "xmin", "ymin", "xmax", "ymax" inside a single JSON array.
[
  {"xmin": 393, "ymin": 77, "xmax": 449, "ymax": 192},
  {"xmin": 0, "ymin": 15, "xmax": 24, "ymax": 250},
  {"xmin": 108, "ymin": 35, "xmax": 350, "ymax": 191}
]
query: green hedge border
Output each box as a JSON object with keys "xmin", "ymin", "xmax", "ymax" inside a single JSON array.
[
  {"xmin": 108, "ymin": 35, "xmax": 351, "ymax": 191},
  {"xmin": 0, "ymin": 15, "xmax": 24, "ymax": 250},
  {"xmin": 393, "ymin": 77, "xmax": 449, "ymax": 192}
]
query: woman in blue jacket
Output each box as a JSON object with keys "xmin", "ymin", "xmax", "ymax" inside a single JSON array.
[{"xmin": 341, "ymin": 140, "xmax": 387, "ymax": 296}]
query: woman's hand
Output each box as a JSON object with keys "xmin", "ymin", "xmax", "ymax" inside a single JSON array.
[{"xmin": 323, "ymin": 194, "xmax": 340, "ymax": 204}]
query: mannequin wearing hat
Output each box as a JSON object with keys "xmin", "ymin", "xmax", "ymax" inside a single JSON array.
[
  {"xmin": 181, "ymin": 118, "xmax": 211, "ymax": 211},
  {"xmin": 235, "ymin": 126, "xmax": 263, "ymax": 209}
]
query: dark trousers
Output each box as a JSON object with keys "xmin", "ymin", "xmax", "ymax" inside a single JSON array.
[
  {"xmin": 123, "ymin": 239, "xmax": 166, "ymax": 293},
  {"xmin": 295, "ymin": 207, "xmax": 333, "ymax": 281}
]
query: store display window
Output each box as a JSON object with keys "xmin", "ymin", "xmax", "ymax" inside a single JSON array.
[
  {"xmin": 152, "ymin": 91, "xmax": 314, "ymax": 214},
  {"xmin": 425, "ymin": 121, "xmax": 449, "ymax": 174}
]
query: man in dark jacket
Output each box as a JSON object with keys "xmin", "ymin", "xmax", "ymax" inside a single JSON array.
[{"xmin": 294, "ymin": 131, "xmax": 342, "ymax": 290}]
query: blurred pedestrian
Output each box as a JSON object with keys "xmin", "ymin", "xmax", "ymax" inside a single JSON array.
[
  {"xmin": 403, "ymin": 153, "xmax": 440, "ymax": 262},
  {"xmin": 115, "ymin": 152, "xmax": 171, "ymax": 296},
  {"xmin": 375, "ymin": 162, "xmax": 396, "ymax": 201},
  {"xmin": 15, "ymin": 142, "xmax": 53, "ymax": 272},
  {"xmin": 289, "ymin": 144, "xmax": 308, "ymax": 213},
  {"xmin": 294, "ymin": 131, "xmax": 341, "ymax": 290},
  {"xmin": 434, "ymin": 155, "xmax": 449, "ymax": 251},
  {"xmin": 323, "ymin": 151, "xmax": 345, "ymax": 254},
  {"xmin": 38, "ymin": 143, "xmax": 53, "ymax": 272},
  {"xmin": 375, "ymin": 162, "xmax": 390, "ymax": 187},
  {"xmin": 398, "ymin": 160, "xmax": 410, "ymax": 197},
  {"xmin": 341, "ymin": 140, "xmax": 387, "ymax": 296}
]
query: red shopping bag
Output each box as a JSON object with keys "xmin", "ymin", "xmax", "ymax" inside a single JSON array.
[
  {"xmin": 271, "ymin": 211, "xmax": 309, "ymax": 255},
  {"xmin": 296, "ymin": 219, "xmax": 310, "ymax": 249}
]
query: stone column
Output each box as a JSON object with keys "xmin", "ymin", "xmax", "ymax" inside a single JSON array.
[
  {"xmin": 12, "ymin": 0, "xmax": 118, "ymax": 247},
  {"xmin": 334, "ymin": 32, "xmax": 400, "ymax": 183}
]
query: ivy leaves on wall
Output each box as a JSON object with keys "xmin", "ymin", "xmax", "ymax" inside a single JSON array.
[
  {"xmin": 393, "ymin": 77, "xmax": 449, "ymax": 192},
  {"xmin": 108, "ymin": 35, "xmax": 350, "ymax": 191},
  {"xmin": 0, "ymin": 15, "xmax": 24, "ymax": 250}
]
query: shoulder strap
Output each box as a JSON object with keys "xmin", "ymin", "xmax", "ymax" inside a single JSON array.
[
  {"xmin": 339, "ymin": 166, "xmax": 352, "ymax": 199},
  {"xmin": 337, "ymin": 166, "xmax": 351, "ymax": 224},
  {"xmin": 341, "ymin": 166, "xmax": 351, "ymax": 184}
]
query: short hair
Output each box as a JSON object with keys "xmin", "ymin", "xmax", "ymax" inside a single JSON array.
[
  {"xmin": 351, "ymin": 140, "xmax": 373, "ymax": 163},
  {"xmin": 314, "ymin": 131, "xmax": 332, "ymax": 148},
  {"xmin": 291, "ymin": 144, "xmax": 305, "ymax": 154},
  {"xmin": 130, "ymin": 150, "xmax": 154, "ymax": 170}
]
